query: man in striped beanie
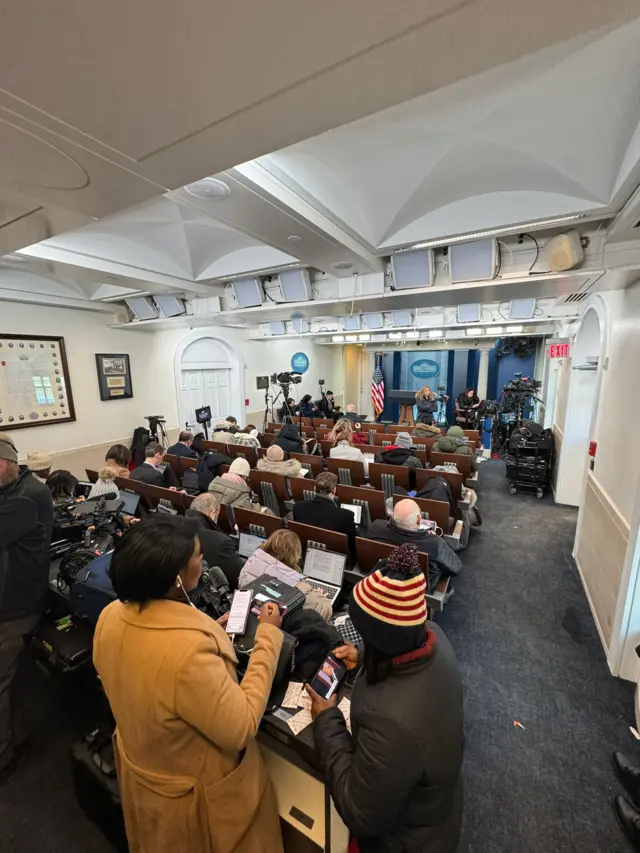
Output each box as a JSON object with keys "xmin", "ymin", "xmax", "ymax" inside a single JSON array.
[{"xmin": 308, "ymin": 543, "xmax": 464, "ymax": 853}]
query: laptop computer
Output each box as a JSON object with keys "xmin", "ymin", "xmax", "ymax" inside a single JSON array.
[
  {"xmin": 302, "ymin": 547, "xmax": 346, "ymax": 605},
  {"xmin": 341, "ymin": 503, "xmax": 363, "ymax": 525},
  {"xmin": 118, "ymin": 491, "xmax": 141, "ymax": 516},
  {"xmin": 238, "ymin": 531, "xmax": 266, "ymax": 559},
  {"xmin": 182, "ymin": 468, "xmax": 200, "ymax": 492}
]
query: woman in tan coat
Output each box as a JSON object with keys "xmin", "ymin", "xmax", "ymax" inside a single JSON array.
[{"xmin": 93, "ymin": 515, "xmax": 284, "ymax": 853}]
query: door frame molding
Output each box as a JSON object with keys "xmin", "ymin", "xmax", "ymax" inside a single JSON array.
[{"xmin": 173, "ymin": 330, "xmax": 245, "ymax": 428}]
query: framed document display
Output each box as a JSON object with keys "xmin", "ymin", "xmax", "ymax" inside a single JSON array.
[
  {"xmin": 95, "ymin": 353, "xmax": 133, "ymax": 401},
  {"xmin": 0, "ymin": 335, "xmax": 76, "ymax": 431}
]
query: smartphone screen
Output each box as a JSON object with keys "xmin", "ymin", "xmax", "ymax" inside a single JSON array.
[
  {"xmin": 309, "ymin": 653, "xmax": 347, "ymax": 700},
  {"xmin": 226, "ymin": 590, "xmax": 253, "ymax": 635}
]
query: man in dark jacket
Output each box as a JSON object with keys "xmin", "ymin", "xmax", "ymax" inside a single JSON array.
[
  {"xmin": 293, "ymin": 472, "xmax": 357, "ymax": 560},
  {"xmin": 366, "ymin": 499, "xmax": 462, "ymax": 588},
  {"xmin": 274, "ymin": 424, "xmax": 305, "ymax": 456},
  {"xmin": 185, "ymin": 493, "xmax": 244, "ymax": 590},
  {"xmin": 0, "ymin": 435, "xmax": 54, "ymax": 780},
  {"xmin": 196, "ymin": 450, "xmax": 232, "ymax": 492},
  {"xmin": 167, "ymin": 431, "xmax": 198, "ymax": 459},
  {"xmin": 308, "ymin": 544, "xmax": 464, "ymax": 853},
  {"xmin": 376, "ymin": 432, "xmax": 423, "ymax": 488},
  {"xmin": 130, "ymin": 442, "xmax": 180, "ymax": 488}
]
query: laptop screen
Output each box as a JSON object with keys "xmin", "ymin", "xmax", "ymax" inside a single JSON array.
[
  {"xmin": 119, "ymin": 491, "xmax": 141, "ymax": 516},
  {"xmin": 182, "ymin": 469, "xmax": 199, "ymax": 490},
  {"xmin": 340, "ymin": 503, "xmax": 362, "ymax": 525},
  {"xmin": 238, "ymin": 532, "xmax": 266, "ymax": 559},
  {"xmin": 303, "ymin": 548, "xmax": 346, "ymax": 587}
]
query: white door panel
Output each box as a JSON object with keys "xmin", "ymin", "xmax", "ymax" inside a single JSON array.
[{"xmin": 180, "ymin": 368, "xmax": 231, "ymax": 430}]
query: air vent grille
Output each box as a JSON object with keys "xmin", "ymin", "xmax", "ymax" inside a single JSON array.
[{"xmin": 563, "ymin": 292, "xmax": 589, "ymax": 304}]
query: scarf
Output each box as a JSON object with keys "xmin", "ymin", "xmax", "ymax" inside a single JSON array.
[{"xmin": 222, "ymin": 472, "xmax": 246, "ymax": 487}]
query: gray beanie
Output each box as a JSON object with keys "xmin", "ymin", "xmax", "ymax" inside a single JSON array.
[
  {"xmin": 395, "ymin": 432, "xmax": 413, "ymax": 450},
  {"xmin": 0, "ymin": 434, "xmax": 18, "ymax": 464}
]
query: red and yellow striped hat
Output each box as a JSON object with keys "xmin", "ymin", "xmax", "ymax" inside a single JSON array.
[{"xmin": 350, "ymin": 544, "xmax": 427, "ymax": 655}]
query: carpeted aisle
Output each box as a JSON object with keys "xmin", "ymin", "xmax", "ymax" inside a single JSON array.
[{"xmin": 439, "ymin": 459, "xmax": 635, "ymax": 853}]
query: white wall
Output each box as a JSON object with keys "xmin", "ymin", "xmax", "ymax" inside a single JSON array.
[
  {"xmin": 0, "ymin": 302, "xmax": 176, "ymax": 457},
  {"xmin": 150, "ymin": 326, "xmax": 343, "ymax": 426}
]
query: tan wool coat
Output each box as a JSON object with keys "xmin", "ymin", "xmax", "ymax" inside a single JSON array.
[{"xmin": 93, "ymin": 598, "xmax": 284, "ymax": 853}]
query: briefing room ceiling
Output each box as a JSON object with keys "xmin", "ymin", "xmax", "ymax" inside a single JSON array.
[{"xmin": 1, "ymin": 3, "xmax": 640, "ymax": 319}]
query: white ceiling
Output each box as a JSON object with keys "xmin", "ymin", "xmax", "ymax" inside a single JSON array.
[{"xmin": 1, "ymin": 4, "xmax": 640, "ymax": 321}]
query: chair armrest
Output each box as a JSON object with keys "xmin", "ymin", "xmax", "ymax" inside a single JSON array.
[{"xmin": 443, "ymin": 519, "xmax": 463, "ymax": 550}]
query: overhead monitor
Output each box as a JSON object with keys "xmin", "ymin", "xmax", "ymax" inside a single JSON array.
[
  {"xmin": 390, "ymin": 249, "xmax": 434, "ymax": 289},
  {"xmin": 279, "ymin": 268, "xmax": 312, "ymax": 302},
  {"xmin": 364, "ymin": 313, "xmax": 384, "ymax": 330},
  {"xmin": 508, "ymin": 298, "xmax": 536, "ymax": 320},
  {"xmin": 153, "ymin": 295, "xmax": 186, "ymax": 317},
  {"xmin": 269, "ymin": 321, "xmax": 286, "ymax": 336},
  {"xmin": 449, "ymin": 239, "xmax": 498, "ymax": 283},
  {"xmin": 391, "ymin": 310, "xmax": 412, "ymax": 327},
  {"xmin": 125, "ymin": 297, "xmax": 158, "ymax": 321},
  {"xmin": 342, "ymin": 315, "xmax": 360, "ymax": 332},
  {"xmin": 232, "ymin": 277, "xmax": 263, "ymax": 309},
  {"xmin": 457, "ymin": 303, "xmax": 481, "ymax": 324}
]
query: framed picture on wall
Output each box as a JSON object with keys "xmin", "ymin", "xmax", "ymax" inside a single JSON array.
[
  {"xmin": 95, "ymin": 353, "xmax": 133, "ymax": 401},
  {"xmin": 0, "ymin": 334, "xmax": 76, "ymax": 430}
]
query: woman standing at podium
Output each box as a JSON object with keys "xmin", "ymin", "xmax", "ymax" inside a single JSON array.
[{"xmin": 415, "ymin": 386, "xmax": 438, "ymax": 425}]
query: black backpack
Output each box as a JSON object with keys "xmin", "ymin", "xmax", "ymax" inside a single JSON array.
[{"xmin": 416, "ymin": 475, "xmax": 456, "ymax": 518}]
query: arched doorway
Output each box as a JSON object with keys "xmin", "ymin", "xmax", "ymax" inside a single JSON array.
[
  {"xmin": 173, "ymin": 332, "xmax": 244, "ymax": 430},
  {"xmin": 555, "ymin": 304, "xmax": 605, "ymax": 506}
]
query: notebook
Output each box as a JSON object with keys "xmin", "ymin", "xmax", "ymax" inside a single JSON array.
[{"xmin": 302, "ymin": 547, "xmax": 346, "ymax": 605}]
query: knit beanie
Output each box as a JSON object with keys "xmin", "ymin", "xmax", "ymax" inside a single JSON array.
[
  {"xmin": 229, "ymin": 457, "xmax": 250, "ymax": 478},
  {"xmin": 89, "ymin": 468, "xmax": 120, "ymax": 500},
  {"xmin": 266, "ymin": 444, "xmax": 285, "ymax": 462},
  {"xmin": 0, "ymin": 434, "xmax": 18, "ymax": 464},
  {"xmin": 447, "ymin": 426, "xmax": 464, "ymax": 439},
  {"xmin": 349, "ymin": 544, "xmax": 427, "ymax": 656},
  {"xmin": 395, "ymin": 432, "xmax": 413, "ymax": 450}
]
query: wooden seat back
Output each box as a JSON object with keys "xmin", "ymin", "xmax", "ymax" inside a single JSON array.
[
  {"xmin": 86, "ymin": 469, "xmax": 99, "ymax": 484},
  {"xmin": 202, "ymin": 440, "xmax": 230, "ymax": 455},
  {"xmin": 326, "ymin": 457, "xmax": 366, "ymax": 487},
  {"xmin": 248, "ymin": 469, "xmax": 290, "ymax": 513},
  {"xmin": 430, "ymin": 451, "xmax": 472, "ymax": 479},
  {"xmin": 335, "ymin": 484, "xmax": 386, "ymax": 522},
  {"xmin": 290, "ymin": 453, "xmax": 324, "ymax": 479},
  {"xmin": 415, "ymin": 468, "xmax": 463, "ymax": 504},
  {"xmin": 356, "ymin": 537, "xmax": 428, "ymax": 577},
  {"xmin": 233, "ymin": 507, "xmax": 284, "ymax": 537},
  {"xmin": 289, "ymin": 477, "xmax": 316, "ymax": 502},
  {"xmin": 228, "ymin": 445, "xmax": 258, "ymax": 468},
  {"xmin": 368, "ymin": 462, "xmax": 410, "ymax": 493},
  {"xmin": 287, "ymin": 521, "xmax": 349, "ymax": 557}
]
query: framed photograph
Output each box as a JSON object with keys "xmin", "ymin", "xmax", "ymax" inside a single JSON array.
[
  {"xmin": 0, "ymin": 334, "xmax": 76, "ymax": 431},
  {"xmin": 95, "ymin": 353, "xmax": 133, "ymax": 401}
]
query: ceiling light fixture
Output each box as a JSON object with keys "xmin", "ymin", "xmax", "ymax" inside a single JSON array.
[
  {"xmin": 388, "ymin": 332, "xmax": 403, "ymax": 340},
  {"xmin": 345, "ymin": 334, "xmax": 359, "ymax": 342},
  {"xmin": 358, "ymin": 333, "xmax": 371, "ymax": 342},
  {"xmin": 331, "ymin": 261, "xmax": 355, "ymax": 271},
  {"xmin": 287, "ymin": 235, "xmax": 302, "ymax": 242},
  {"xmin": 485, "ymin": 326, "xmax": 504, "ymax": 335},
  {"xmin": 428, "ymin": 330, "xmax": 445, "ymax": 338},
  {"xmin": 505, "ymin": 325, "xmax": 524, "ymax": 333},
  {"xmin": 466, "ymin": 328, "xmax": 483, "ymax": 336},
  {"xmin": 406, "ymin": 331, "xmax": 420, "ymax": 339},
  {"xmin": 395, "ymin": 214, "xmax": 586, "ymax": 252},
  {"xmin": 184, "ymin": 177, "xmax": 231, "ymax": 200},
  {"xmin": 332, "ymin": 335, "xmax": 345, "ymax": 343}
]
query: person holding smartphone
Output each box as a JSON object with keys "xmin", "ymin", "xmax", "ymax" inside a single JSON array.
[
  {"xmin": 307, "ymin": 544, "xmax": 464, "ymax": 853},
  {"xmin": 93, "ymin": 515, "xmax": 284, "ymax": 853}
]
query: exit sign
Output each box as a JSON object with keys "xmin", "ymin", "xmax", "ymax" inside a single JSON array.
[{"xmin": 548, "ymin": 342, "xmax": 570, "ymax": 358}]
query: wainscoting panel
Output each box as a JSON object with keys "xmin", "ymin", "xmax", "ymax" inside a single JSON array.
[
  {"xmin": 552, "ymin": 423, "xmax": 563, "ymax": 496},
  {"xmin": 574, "ymin": 472, "xmax": 629, "ymax": 649}
]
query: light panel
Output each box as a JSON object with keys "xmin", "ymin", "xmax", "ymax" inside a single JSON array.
[
  {"xmin": 391, "ymin": 249, "xmax": 434, "ymax": 289},
  {"xmin": 125, "ymin": 297, "xmax": 158, "ymax": 321},
  {"xmin": 345, "ymin": 334, "xmax": 359, "ymax": 342},
  {"xmin": 269, "ymin": 321, "xmax": 286, "ymax": 336},
  {"xmin": 406, "ymin": 331, "xmax": 420, "ymax": 339},
  {"xmin": 391, "ymin": 310, "xmax": 413, "ymax": 327},
  {"xmin": 358, "ymin": 333, "xmax": 371, "ymax": 342},
  {"xmin": 232, "ymin": 277, "xmax": 263, "ymax": 308},
  {"xmin": 450, "ymin": 240, "xmax": 498, "ymax": 283},
  {"xmin": 342, "ymin": 315, "xmax": 360, "ymax": 332},
  {"xmin": 508, "ymin": 298, "xmax": 536, "ymax": 320},
  {"xmin": 291, "ymin": 318, "xmax": 309, "ymax": 334},
  {"xmin": 457, "ymin": 303, "xmax": 481, "ymax": 323},
  {"xmin": 332, "ymin": 335, "xmax": 345, "ymax": 342},
  {"xmin": 428, "ymin": 329, "xmax": 445, "ymax": 338},
  {"xmin": 466, "ymin": 328, "xmax": 484, "ymax": 336},
  {"xmin": 388, "ymin": 332, "xmax": 403, "ymax": 340},
  {"xmin": 279, "ymin": 268, "xmax": 312, "ymax": 302},
  {"xmin": 364, "ymin": 313, "xmax": 384, "ymax": 330},
  {"xmin": 153, "ymin": 295, "xmax": 186, "ymax": 317}
]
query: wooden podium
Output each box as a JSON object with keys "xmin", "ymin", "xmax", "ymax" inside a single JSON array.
[{"xmin": 387, "ymin": 390, "xmax": 416, "ymax": 425}]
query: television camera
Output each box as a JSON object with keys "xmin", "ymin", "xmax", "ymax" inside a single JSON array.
[
  {"xmin": 503, "ymin": 373, "xmax": 542, "ymax": 397},
  {"xmin": 53, "ymin": 496, "xmax": 128, "ymax": 593},
  {"xmin": 262, "ymin": 371, "xmax": 303, "ymax": 431}
]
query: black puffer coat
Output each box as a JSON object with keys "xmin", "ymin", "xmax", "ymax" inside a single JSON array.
[
  {"xmin": 196, "ymin": 451, "xmax": 232, "ymax": 492},
  {"xmin": 274, "ymin": 424, "xmax": 305, "ymax": 455},
  {"xmin": 416, "ymin": 398, "xmax": 438, "ymax": 425},
  {"xmin": 313, "ymin": 623, "xmax": 463, "ymax": 853},
  {"xmin": 375, "ymin": 446, "xmax": 423, "ymax": 475}
]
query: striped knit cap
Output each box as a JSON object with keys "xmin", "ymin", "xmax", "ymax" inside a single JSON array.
[{"xmin": 349, "ymin": 544, "xmax": 427, "ymax": 656}]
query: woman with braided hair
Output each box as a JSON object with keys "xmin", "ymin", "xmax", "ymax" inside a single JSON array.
[{"xmin": 307, "ymin": 543, "xmax": 464, "ymax": 853}]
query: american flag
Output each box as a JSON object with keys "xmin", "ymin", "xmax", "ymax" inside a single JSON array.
[{"xmin": 371, "ymin": 352, "xmax": 385, "ymax": 418}]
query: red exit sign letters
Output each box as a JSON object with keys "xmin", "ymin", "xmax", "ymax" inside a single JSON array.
[{"xmin": 548, "ymin": 342, "xmax": 570, "ymax": 358}]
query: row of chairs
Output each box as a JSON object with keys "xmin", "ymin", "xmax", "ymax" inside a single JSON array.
[
  {"xmin": 265, "ymin": 421, "xmax": 480, "ymax": 448},
  {"xmin": 83, "ymin": 469, "xmax": 452, "ymax": 613}
]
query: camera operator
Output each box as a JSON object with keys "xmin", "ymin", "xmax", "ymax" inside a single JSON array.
[
  {"xmin": 0, "ymin": 435, "xmax": 54, "ymax": 782},
  {"xmin": 317, "ymin": 388, "xmax": 337, "ymax": 419},
  {"xmin": 130, "ymin": 442, "xmax": 181, "ymax": 490},
  {"xmin": 415, "ymin": 386, "xmax": 438, "ymax": 425},
  {"xmin": 455, "ymin": 388, "xmax": 481, "ymax": 427},
  {"xmin": 298, "ymin": 394, "xmax": 319, "ymax": 418}
]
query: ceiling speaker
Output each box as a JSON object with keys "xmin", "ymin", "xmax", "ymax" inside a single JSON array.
[{"xmin": 544, "ymin": 230, "xmax": 584, "ymax": 272}]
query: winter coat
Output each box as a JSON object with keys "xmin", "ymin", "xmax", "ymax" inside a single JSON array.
[
  {"xmin": 211, "ymin": 429, "xmax": 233, "ymax": 444},
  {"xmin": 208, "ymin": 475, "xmax": 258, "ymax": 511},
  {"xmin": 432, "ymin": 437, "xmax": 477, "ymax": 473},
  {"xmin": 197, "ymin": 452, "xmax": 233, "ymax": 492},
  {"xmin": 257, "ymin": 457, "xmax": 304, "ymax": 478},
  {"xmin": 366, "ymin": 519, "xmax": 462, "ymax": 584},
  {"xmin": 413, "ymin": 423, "xmax": 442, "ymax": 441},
  {"xmin": 299, "ymin": 401, "xmax": 318, "ymax": 418},
  {"xmin": 274, "ymin": 425, "xmax": 305, "ymax": 455},
  {"xmin": 130, "ymin": 461, "xmax": 180, "ymax": 489},
  {"xmin": 330, "ymin": 442, "xmax": 365, "ymax": 463},
  {"xmin": 416, "ymin": 398, "xmax": 438, "ymax": 425},
  {"xmin": 0, "ymin": 467, "xmax": 54, "ymax": 621},
  {"xmin": 93, "ymin": 599, "xmax": 284, "ymax": 853},
  {"xmin": 130, "ymin": 427, "xmax": 150, "ymax": 468},
  {"xmin": 185, "ymin": 509, "xmax": 244, "ymax": 591},
  {"xmin": 313, "ymin": 624, "xmax": 463, "ymax": 853},
  {"xmin": 231, "ymin": 433, "xmax": 261, "ymax": 450}
]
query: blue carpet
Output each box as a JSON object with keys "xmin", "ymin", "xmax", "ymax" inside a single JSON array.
[{"xmin": 439, "ymin": 459, "xmax": 635, "ymax": 853}]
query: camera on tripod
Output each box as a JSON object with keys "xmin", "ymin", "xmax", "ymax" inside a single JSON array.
[
  {"xmin": 145, "ymin": 414, "xmax": 168, "ymax": 444},
  {"xmin": 435, "ymin": 384, "xmax": 449, "ymax": 402},
  {"xmin": 271, "ymin": 371, "xmax": 302, "ymax": 387},
  {"xmin": 503, "ymin": 373, "xmax": 541, "ymax": 395}
]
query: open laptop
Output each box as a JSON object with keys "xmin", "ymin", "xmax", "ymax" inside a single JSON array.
[
  {"xmin": 182, "ymin": 468, "xmax": 200, "ymax": 492},
  {"xmin": 118, "ymin": 490, "xmax": 141, "ymax": 517},
  {"xmin": 341, "ymin": 503, "xmax": 363, "ymax": 525},
  {"xmin": 302, "ymin": 547, "xmax": 346, "ymax": 605},
  {"xmin": 238, "ymin": 531, "xmax": 266, "ymax": 559},
  {"xmin": 363, "ymin": 453, "xmax": 375, "ymax": 477}
]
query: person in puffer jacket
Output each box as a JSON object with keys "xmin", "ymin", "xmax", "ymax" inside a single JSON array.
[
  {"xmin": 307, "ymin": 544, "xmax": 463, "ymax": 853},
  {"xmin": 432, "ymin": 426, "xmax": 477, "ymax": 473},
  {"xmin": 274, "ymin": 424, "xmax": 305, "ymax": 455},
  {"xmin": 257, "ymin": 444, "xmax": 305, "ymax": 477},
  {"xmin": 375, "ymin": 432, "xmax": 423, "ymax": 488},
  {"xmin": 413, "ymin": 421, "xmax": 442, "ymax": 441},
  {"xmin": 208, "ymin": 457, "xmax": 262, "ymax": 511}
]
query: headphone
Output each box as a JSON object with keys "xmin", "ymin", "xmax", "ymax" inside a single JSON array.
[{"xmin": 176, "ymin": 575, "xmax": 197, "ymax": 608}]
